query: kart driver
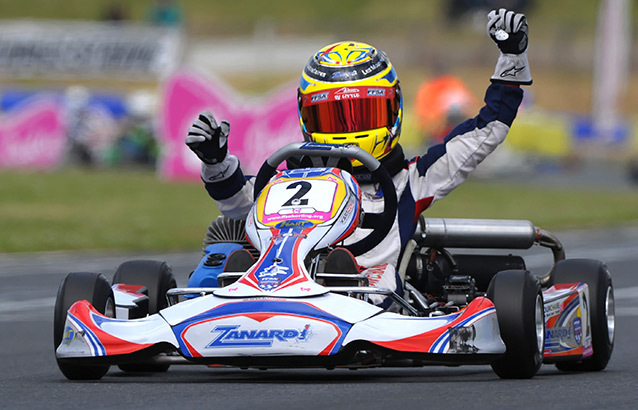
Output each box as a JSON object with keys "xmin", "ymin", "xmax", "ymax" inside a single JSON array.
[{"xmin": 185, "ymin": 9, "xmax": 532, "ymax": 308}]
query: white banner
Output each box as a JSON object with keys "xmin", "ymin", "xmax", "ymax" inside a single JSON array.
[{"xmin": 0, "ymin": 20, "xmax": 183, "ymax": 79}]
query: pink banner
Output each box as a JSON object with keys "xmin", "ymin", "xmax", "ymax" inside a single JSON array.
[
  {"xmin": 159, "ymin": 71, "xmax": 301, "ymax": 180},
  {"xmin": 0, "ymin": 98, "xmax": 67, "ymax": 169}
]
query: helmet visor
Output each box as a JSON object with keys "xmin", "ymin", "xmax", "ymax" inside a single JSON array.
[{"xmin": 300, "ymin": 86, "xmax": 399, "ymax": 134}]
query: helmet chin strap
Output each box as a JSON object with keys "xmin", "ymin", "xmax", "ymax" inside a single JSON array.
[{"xmin": 352, "ymin": 144, "xmax": 405, "ymax": 183}]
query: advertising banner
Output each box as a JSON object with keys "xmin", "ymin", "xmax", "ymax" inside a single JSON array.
[
  {"xmin": 0, "ymin": 97, "xmax": 66, "ymax": 168},
  {"xmin": 159, "ymin": 71, "xmax": 301, "ymax": 180},
  {"xmin": 0, "ymin": 20, "xmax": 182, "ymax": 79}
]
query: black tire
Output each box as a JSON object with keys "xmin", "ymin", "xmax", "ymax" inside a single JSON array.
[
  {"xmin": 551, "ymin": 259, "xmax": 614, "ymax": 372},
  {"xmin": 112, "ymin": 260, "xmax": 176, "ymax": 314},
  {"xmin": 112, "ymin": 260, "xmax": 176, "ymax": 373},
  {"xmin": 54, "ymin": 272, "xmax": 114, "ymax": 380},
  {"xmin": 487, "ymin": 270, "xmax": 545, "ymax": 379}
]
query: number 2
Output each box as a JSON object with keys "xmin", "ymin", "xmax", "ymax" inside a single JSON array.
[{"xmin": 282, "ymin": 181, "xmax": 311, "ymax": 206}]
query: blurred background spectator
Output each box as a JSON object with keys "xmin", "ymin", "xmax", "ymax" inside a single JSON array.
[
  {"xmin": 148, "ymin": 0, "xmax": 183, "ymax": 27},
  {"xmin": 413, "ymin": 67, "xmax": 478, "ymax": 147},
  {"xmin": 101, "ymin": 2, "xmax": 128, "ymax": 22}
]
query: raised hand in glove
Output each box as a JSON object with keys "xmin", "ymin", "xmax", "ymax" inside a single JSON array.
[
  {"xmin": 185, "ymin": 111, "xmax": 230, "ymax": 164},
  {"xmin": 487, "ymin": 8, "xmax": 532, "ymax": 85}
]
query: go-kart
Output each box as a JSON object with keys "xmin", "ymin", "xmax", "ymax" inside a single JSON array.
[{"xmin": 54, "ymin": 142, "xmax": 615, "ymax": 380}]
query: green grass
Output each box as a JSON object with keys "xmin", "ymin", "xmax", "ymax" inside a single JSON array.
[
  {"xmin": 2, "ymin": 169, "xmax": 637, "ymax": 253},
  {"xmin": 0, "ymin": 168, "xmax": 216, "ymax": 253},
  {"xmin": 425, "ymin": 181, "xmax": 638, "ymax": 229}
]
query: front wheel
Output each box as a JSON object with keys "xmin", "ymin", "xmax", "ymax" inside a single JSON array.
[
  {"xmin": 54, "ymin": 272, "xmax": 114, "ymax": 380},
  {"xmin": 488, "ymin": 270, "xmax": 545, "ymax": 379},
  {"xmin": 552, "ymin": 259, "xmax": 614, "ymax": 371},
  {"xmin": 112, "ymin": 259, "xmax": 176, "ymax": 314}
]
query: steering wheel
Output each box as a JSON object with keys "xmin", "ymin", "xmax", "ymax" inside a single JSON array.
[{"xmin": 253, "ymin": 142, "xmax": 397, "ymax": 256}]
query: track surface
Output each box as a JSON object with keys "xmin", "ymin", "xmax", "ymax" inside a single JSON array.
[{"xmin": 2, "ymin": 226, "xmax": 638, "ymax": 409}]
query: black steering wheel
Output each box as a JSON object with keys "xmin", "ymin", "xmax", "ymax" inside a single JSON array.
[{"xmin": 253, "ymin": 142, "xmax": 397, "ymax": 257}]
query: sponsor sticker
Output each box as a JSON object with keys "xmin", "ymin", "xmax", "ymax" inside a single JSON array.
[
  {"xmin": 256, "ymin": 262, "xmax": 290, "ymax": 291},
  {"xmin": 62, "ymin": 326, "xmax": 76, "ymax": 345},
  {"xmin": 573, "ymin": 317, "xmax": 582, "ymax": 345},
  {"xmin": 311, "ymin": 92, "xmax": 329, "ymax": 103},
  {"xmin": 544, "ymin": 301, "xmax": 561, "ymax": 318},
  {"xmin": 306, "ymin": 65, "xmax": 327, "ymax": 78},
  {"xmin": 299, "ymin": 142, "xmax": 333, "ymax": 151},
  {"xmin": 332, "ymin": 70, "xmax": 357, "ymax": 80},
  {"xmin": 206, "ymin": 324, "xmax": 311, "ymax": 348},
  {"xmin": 367, "ymin": 88, "xmax": 386, "ymax": 97},
  {"xmin": 361, "ymin": 60, "xmax": 384, "ymax": 76},
  {"xmin": 274, "ymin": 220, "xmax": 314, "ymax": 230},
  {"xmin": 334, "ymin": 87, "xmax": 360, "ymax": 100},
  {"xmin": 338, "ymin": 198, "xmax": 356, "ymax": 224},
  {"xmin": 546, "ymin": 326, "xmax": 572, "ymax": 340}
]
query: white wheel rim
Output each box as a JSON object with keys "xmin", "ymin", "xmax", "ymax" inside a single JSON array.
[
  {"xmin": 606, "ymin": 286, "xmax": 615, "ymax": 344},
  {"xmin": 105, "ymin": 297, "xmax": 115, "ymax": 318},
  {"xmin": 535, "ymin": 294, "xmax": 544, "ymax": 351}
]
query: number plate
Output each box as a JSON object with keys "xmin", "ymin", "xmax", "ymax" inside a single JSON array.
[{"xmin": 259, "ymin": 178, "xmax": 343, "ymax": 225}]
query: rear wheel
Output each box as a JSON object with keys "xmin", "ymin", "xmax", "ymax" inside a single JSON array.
[
  {"xmin": 488, "ymin": 270, "xmax": 544, "ymax": 379},
  {"xmin": 54, "ymin": 272, "xmax": 114, "ymax": 380},
  {"xmin": 552, "ymin": 259, "xmax": 614, "ymax": 371},
  {"xmin": 112, "ymin": 260, "xmax": 176, "ymax": 373}
]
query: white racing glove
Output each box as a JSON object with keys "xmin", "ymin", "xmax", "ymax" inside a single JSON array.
[
  {"xmin": 185, "ymin": 110, "xmax": 239, "ymax": 182},
  {"xmin": 487, "ymin": 8, "xmax": 532, "ymax": 85}
]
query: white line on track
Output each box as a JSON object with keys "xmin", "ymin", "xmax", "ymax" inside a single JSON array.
[
  {"xmin": 524, "ymin": 244, "xmax": 638, "ymax": 269},
  {"xmin": 0, "ymin": 297, "xmax": 56, "ymax": 322},
  {"xmin": 614, "ymin": 286, "xmax": 638, "ymax": 300},
  {"xmin": 616, "ymin": 307, "xmax": 638, "ymax": 317}
]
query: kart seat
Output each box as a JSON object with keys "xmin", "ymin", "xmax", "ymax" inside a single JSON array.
[
  {"xmin": 322, "ymin": 248, "xmax": 361, "ymax": 287},
  {"xmin": 223, "ymin": 249, "xmax": 255, "ymax": 273}
]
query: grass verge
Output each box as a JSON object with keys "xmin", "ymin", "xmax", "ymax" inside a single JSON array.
[
  {"xmin": 0, "ymin": 168, "xmax": 214, "ymax": 253},
  {"xmin": 1, "ymin": 169, "xmax": 637, "ymax": 253}
]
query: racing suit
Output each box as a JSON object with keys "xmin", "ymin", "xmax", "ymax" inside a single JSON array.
[{"xmin": 201, "ymin": 82, "xmax": 523, "ymax": 307}]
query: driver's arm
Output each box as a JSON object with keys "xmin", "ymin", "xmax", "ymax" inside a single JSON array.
[
  {"xmin": 203, "ymin": 166, "xmax": 255, "ymax": 221},
  {"xmin": 407, "ymin": 81, "xmax": 523, "ymax": 213},
  {"xmin": 185, "ymin": 110, "xmax": 255, "ymax": 220},
  {"xmin": 406, "ymin": 8, "xmax": 530, "ymax": 217}
]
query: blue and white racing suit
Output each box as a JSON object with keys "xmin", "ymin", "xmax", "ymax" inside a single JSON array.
[{"xmin": 199, "ymin": 83, "xmax": 523, "ymax": 307}]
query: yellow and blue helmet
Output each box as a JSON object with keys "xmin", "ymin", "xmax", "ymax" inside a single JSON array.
[{"xmin": 298, "ymin": 41, "xmax": 403, "ymax": 166}]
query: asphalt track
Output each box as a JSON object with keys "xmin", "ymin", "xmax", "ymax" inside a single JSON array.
[{"xmin": 2, "ymin": 226, "xmax": 638, "ymax": 409}]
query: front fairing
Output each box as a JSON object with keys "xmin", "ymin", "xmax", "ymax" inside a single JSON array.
[{"xmin": 56, "ymin": 293, "xmax": 505, "ymax": 361}]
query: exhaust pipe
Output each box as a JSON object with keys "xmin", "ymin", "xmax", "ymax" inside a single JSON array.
[
  {"xmin": 413, "ymin": 218, "xmax": 564, "ymax": 286},
  {"xmin": 420, "ymin": 218, "xmax": 538, "ymax": 249}
]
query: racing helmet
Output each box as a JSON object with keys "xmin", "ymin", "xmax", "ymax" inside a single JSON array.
[{"xmin": 298, "ymin": 41, "xmax": 403, "ymax": 166}]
